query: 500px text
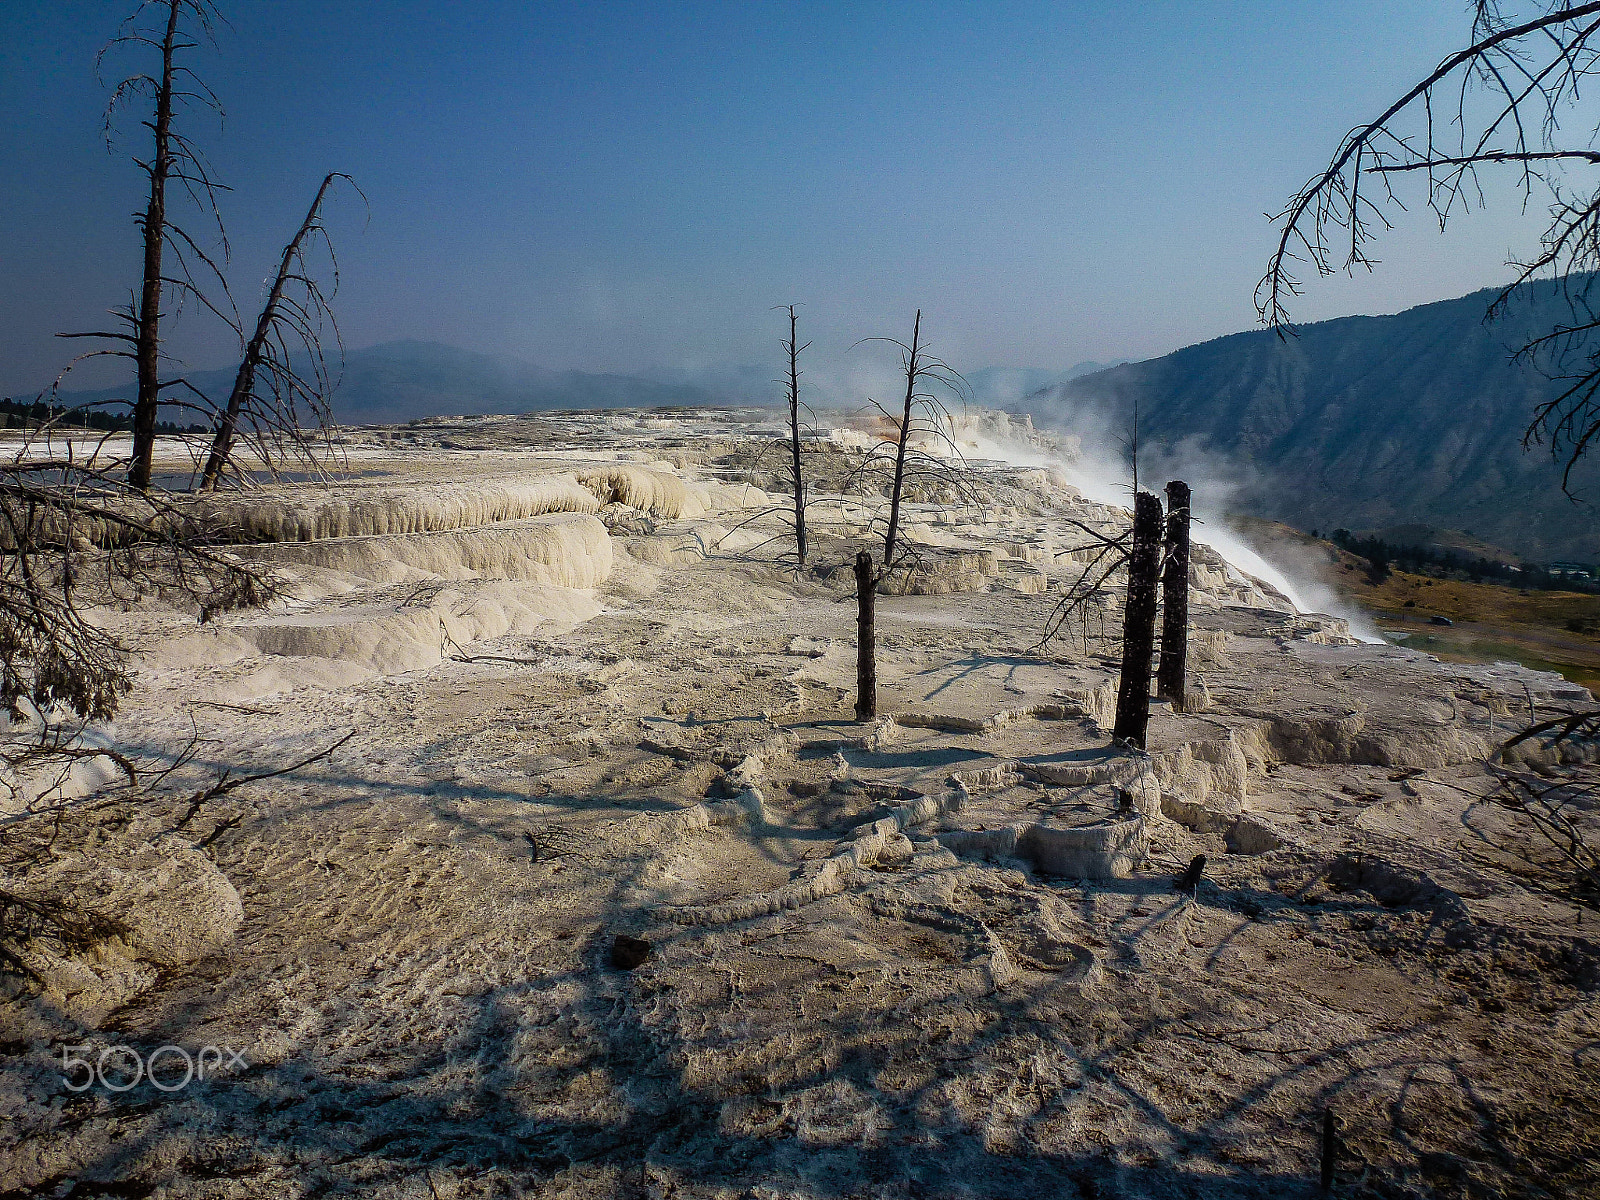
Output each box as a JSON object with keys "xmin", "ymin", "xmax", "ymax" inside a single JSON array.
[{"xmin": 59, "ymin": 1044, "xmax": 249, "ymax": 1092}]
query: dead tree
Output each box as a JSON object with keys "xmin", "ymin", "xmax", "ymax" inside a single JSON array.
[
  {"xmin": 1260, "ymin": 1, "xmax": 1600, "ymax": 493},
  {"xmin": 850, "ymin": 311, "xmax": 978, "ymax": 580},
  {"xmin": 199, "ymin": 172, "xmax": 358, "ymax": 490},
  {"xmin": 882, "ymin": 310, "xmax": 923, "ymax": 570},
  {"xmin": 781, "ymin": 304, "xmax": 810, "ymax": 563},
  {"xmin": 854, "ymin": 550, "xmax": 876, "ymax": 721},
  {"xmin": 1112, "ymin": 491, "xmax": 1163, "ymax": 748},
  {"xmin": 66, "ymin": 0, "xmax": 235, "ymax": 491},
  {"xmin": 4, "ymin": 0, "xmax": 329, "ymax": 770},
  {"xmin": 690, "ymin": 306, "xmax": 821, "ymax": 567},
  {"xmin": 1119, "ymin": 394, "xmax": 1141, "ymax": 495},
  {"xmin": 1156, "ymin": 479, "xmax": 1191, "ymax": 708},
  {"xmin": 130, "ymin": 0, "xmax": 187, "ymax": 491}
]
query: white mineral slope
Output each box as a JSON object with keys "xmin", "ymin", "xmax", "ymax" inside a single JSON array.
[
  {"xmin": 208, "ymin": 512, "xmax": 611, "ymax": 675},
  {"xmin": 9, "ymin": 454, "xmax": 771, "ymax": 550},
  {"xmin": 576, "ymin": 465, "xmax": 768, "ymax": 520},
  {"xmin": 197, "ymin": 474, "xmax": 606, "ymax": 541},
  {"xmin": 958, "ymin": 421, "xmax": 1383, "ymax": 636},
  {"xmin": 237, "ymin": 510, "xmax": 614, "ymax": 587},
  {"xmin": 117, "ymin": 455, "xmax": 769, "ymax": 691},
  {"xmin": 231, "ymin": 582, "xmax": 605, "ymax": 676},
  {"xmin": 204, "ymin": 463, "xmax": 766, "ymax": 542},
  {"xmin": 1, "ymin": 408, "xmax": 1596, "ymax": 1200}
]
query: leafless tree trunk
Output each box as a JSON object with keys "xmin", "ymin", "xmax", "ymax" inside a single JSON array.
[
  {"xmin": 783, "ymin": 305, "xmax": 809, "ymax": 563},
  {"xmin": 1156, "ymin": 479, "xmax": 1191, "ymax": 709},
  {"xmin": 1113, "ymin": 491, "xmax": 1163, "ymax": 748},
  {"xmin": 200, "ymin": 172, "xmax": 352, "ymax": 490},
  {"xmin": 126, "ymin": 0, "xmax": 185, "ymax": 492},
  {"xmin": 851, "ymin": 311, "xmax": 974, "ymax": 582},
  {"xmin": 855, "ymin": 550, "xmax": 876, "ymax": 721},
  {"xmin": 882, "ymin": 311, "xmax": 922, "ymax": 571},
  {"xmin": 58, "ymin": 1, "xmax": 234, "ymax": 489}
]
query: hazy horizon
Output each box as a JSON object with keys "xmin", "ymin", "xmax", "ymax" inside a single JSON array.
[{"xmin": 2, "ymin": 1, "xmax": 1558, "ymax": 397}]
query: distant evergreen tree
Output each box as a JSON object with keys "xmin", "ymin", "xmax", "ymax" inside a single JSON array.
[{"xmin": 1324, "ymin": 528, "xmax": 1590, "ymax": 592}]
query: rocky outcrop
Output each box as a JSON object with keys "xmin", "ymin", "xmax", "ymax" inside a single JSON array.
[
  {"xmin": 2, "ymin": 831, "xmax": 243, "ymax": 1024},
  {"xmin": 939, "ymin": 816, "xmax": 1149, "ymax": 879}
]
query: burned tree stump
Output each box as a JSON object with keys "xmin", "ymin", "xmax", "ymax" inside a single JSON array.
[
  {"xmin": 1174, "ymin": 853, "xmax": 1206, "ymax": 893},
  {"xmin": 1112, "ymin": 491, "xmax": 1163, "ymax": 749},
  {"xmin": 855, "ymin": 550, "xmax": 876, "ymax": 721},
  {"xmin": 1156, "ymin": 479, "xmax": 1191, "ymax": 710},
  {"xmin": 1319, "ymin": 1108, "xmax": 1338, "ymax": 1191}
]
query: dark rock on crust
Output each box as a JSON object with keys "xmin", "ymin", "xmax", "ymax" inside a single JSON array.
[{"xmin": 610, "ymin": 934, "xmax": 652, "ymax": 970}]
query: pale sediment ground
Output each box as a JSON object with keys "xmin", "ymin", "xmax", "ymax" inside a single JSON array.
[{"xmin": 1, "ymin": 408, "xmax": 1596, "ymax": 1199}]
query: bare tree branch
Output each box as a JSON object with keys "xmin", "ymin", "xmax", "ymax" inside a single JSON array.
[
  {"xmin": 1260, "ymin": 2, "xmax": 1600, "ymax": 493},
  {"xmin": 199, "ymin": 172, "xmax": 361, "ymax": 490},
  {"xmin": 851, "ymin": 312, "xmax": 981, "ymax": 580}
]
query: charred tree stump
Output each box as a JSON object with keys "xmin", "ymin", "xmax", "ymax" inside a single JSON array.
[
  {"xmin": 1156, "ymin": 479, "xmax": 1191, "ymax": 710},
  {"xmin": 854, "ymin": 550, "xmax": 876, "ymax": 721},
  {"xmin": 1319, "ymin": 1108, "xmax": 1338, "ymax": 1191},
  {"xmin": 1174, "ymin": 853, "xmax": 1206, "ymax": 893},
  {"xmin": 1112, "ymin": 491, "xmax": 1163, "ymax": 748}
]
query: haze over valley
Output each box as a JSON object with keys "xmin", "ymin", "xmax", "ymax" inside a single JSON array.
[{"xmin": 42, "ymin": 278, "xmax": 1597, "ymax": 566}]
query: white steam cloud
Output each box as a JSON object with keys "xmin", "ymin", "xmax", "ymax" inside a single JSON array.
[
  {"xmin": 788, "ymin": 351, "xmax": 1384, "ymax": 643},
  {"xmin": 955, "ymin": 397, "xmax": 1387, "ymax": 644}
]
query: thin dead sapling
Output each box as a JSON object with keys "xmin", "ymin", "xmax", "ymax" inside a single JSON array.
[
  {"xmin": 782, "ymin": 304, "xmax": 810, "ymax": 564},
  {"xmin": 200, "ymin": 171, "xmax": 359, "ymax": 490},
  {"xmin": 851, "ymin": 311, "xmax": 976, "ymax": 580}
]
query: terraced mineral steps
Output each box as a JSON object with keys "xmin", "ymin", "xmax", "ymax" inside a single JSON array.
[{"xmin": 2, "ymin": 408, "xmax": 1595, "ymax": 1200}]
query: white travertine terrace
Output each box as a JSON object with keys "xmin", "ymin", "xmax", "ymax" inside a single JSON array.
[{"xmin": 1, "ymin": 407, "xmax": 1594, "ymax": 1199}]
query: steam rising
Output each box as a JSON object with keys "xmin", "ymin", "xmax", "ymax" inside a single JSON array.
[
  {"xmin": 787, "ymin": 342, "xmax": 1383, "ymax": 643},
  {"xmin": 957, "ymin": 421, "xmax": 1386, "ymax": 644}
]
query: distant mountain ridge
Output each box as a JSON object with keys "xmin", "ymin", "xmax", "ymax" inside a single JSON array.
[
  {"xmin": 46, "ymin": 341, "xmax": 1113, "ymax": 425},
  {"xmin": 331, "ymin": 341, "xmax": 728, "ymax": 421},
  {"xmin": 51, "ymin": 340, "xmax": 727, "ymax": 426},
  {"xmin": 1022, "ymin": 280, "xmax": 1600, "ymax": 562}
]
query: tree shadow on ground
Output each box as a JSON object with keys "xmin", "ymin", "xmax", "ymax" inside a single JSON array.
[{"xmin": 5, "ymin": 743, "xmax": 1596, "ymax": 1199}]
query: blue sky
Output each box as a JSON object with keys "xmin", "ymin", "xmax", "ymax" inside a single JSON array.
[{"xmin": 0, "ymin": 1, "xmax": 1554, "ymax": 396}]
